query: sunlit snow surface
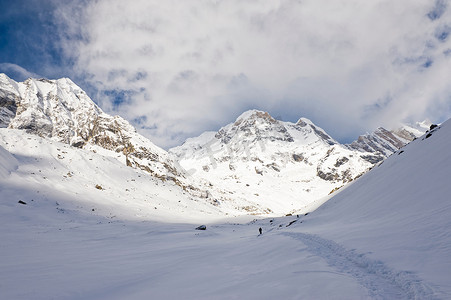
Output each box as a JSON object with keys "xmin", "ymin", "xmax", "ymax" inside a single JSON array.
[{"xmin": 1, "ymin": 119, "xmax": 450, "ymax": 299}]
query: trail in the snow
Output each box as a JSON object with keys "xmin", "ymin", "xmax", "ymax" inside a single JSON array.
[{"xmin": 284, "ymin": 232, "xmax": 438, "ymax": 300}]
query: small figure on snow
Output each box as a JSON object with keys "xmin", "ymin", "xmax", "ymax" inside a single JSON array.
[{"xmin": 259, "ymin": 227, "xmax": 262, "ymax": 235}]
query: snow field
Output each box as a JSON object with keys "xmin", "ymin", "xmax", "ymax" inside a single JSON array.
[{"xmin": 0, "ymin": 205, "xmax": 370, "ymax": 300}]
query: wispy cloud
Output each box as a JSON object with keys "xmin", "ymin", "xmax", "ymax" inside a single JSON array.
[
  {"xmin": 0, "ymin": 63, "xmax": 40, "ymax": 81},
  {"xmin": 52, "ymin": 0, "xmax": 451, "ymax": 148}
]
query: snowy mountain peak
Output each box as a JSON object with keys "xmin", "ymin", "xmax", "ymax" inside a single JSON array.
[
  {"xmin": 215, "ymin": 110, "xmax": 294, "ymax": 145},
  {"xmin": 292, "ymin": 117, "xmax": 336, "ymax": 145},
  {"xmin": 212, "ymin": 110, "xmax": 338, "ymax": 150},
  {"xmin": 0, "ymin": 73, "xmax": 18, "ymax": 90},
  {"xmin": 235, "ymin": 109, "xmax": 276, "ymax": 122}
]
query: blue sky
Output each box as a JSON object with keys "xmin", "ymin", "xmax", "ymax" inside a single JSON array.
[
  {"xmin": 0, "ymin": 0, "xmax": 67, "ymax": 80},
  {"xmin": 1, "ymin": 0, "xmax": 451, "ymax": 148}
]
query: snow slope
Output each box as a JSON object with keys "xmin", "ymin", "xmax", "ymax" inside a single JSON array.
[
  {"xmin": 286, "ymin": 119, "xmax": 451, "ymax": 298},
  {"xmin": 0, "ymin": 129, "xmax": 229, "ymax": 222},
  {"xmin": 0, "ymin": 144, "xmax": 17, "ymax": 178}
]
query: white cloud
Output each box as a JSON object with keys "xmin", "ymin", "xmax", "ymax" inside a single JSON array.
[
  {"xmin": 0, "ymin": 63, "xmax": 41, "ymax": 81},
  {"xmin": 55, "ymin": 0, "xmax": 451, "ymax": 148}
]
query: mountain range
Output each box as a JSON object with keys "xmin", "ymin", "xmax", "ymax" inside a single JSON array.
[{"xmin": 0, "ymin": 73, "xmax": 430, "ymax": 216}]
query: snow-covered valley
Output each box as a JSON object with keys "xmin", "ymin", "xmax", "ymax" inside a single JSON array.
[
  {"xmin": 1, "ymin": 119, "xmax": 450, "ymax": 299},
  {"xmin": 1, "ymin": 73, "xmax": 450, "ymax": 299}
]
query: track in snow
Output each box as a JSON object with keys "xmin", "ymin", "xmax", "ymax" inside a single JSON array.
[{"xmin": 284, "ymin": 232, "xmax": 438, "ymax": 300}]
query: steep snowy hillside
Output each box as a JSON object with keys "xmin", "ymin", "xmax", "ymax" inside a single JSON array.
[
  {"xmin": 0, "ymin": 128, "xmax": 231, "ymax": 222},
  {"xmin": 286, "ymin": 118, "xmax": 451, "ymax": 298},
  {"xmin": 171, "ymin": 110, "xmax": 390, "ymax": 215}
]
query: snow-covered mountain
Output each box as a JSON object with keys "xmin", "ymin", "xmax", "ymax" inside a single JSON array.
[
  {"xmin": 0, "ymin": 74, "xmax": 227, "ymax": 201},
  {"xmin": 0, "ymin": 73, "xmax": 182, "ymax": 181},
  {"xmin": 170, "ymin": 109, "xmax": 426, "ymax": 215}
]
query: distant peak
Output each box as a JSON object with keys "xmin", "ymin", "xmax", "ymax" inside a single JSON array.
[
  {"xmin": 57, "ymin": 77, "xmax": 77, "ymax": 86},
  {"xmin": 234, "ymin": 109, "xmax": 276, "ymax": 124},
  {"xmin": 295, "ymin": 117, "xmax": 313, "ymax": 127}
]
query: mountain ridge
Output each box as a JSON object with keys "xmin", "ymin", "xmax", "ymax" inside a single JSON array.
[{"xmin": 0, "ymin": 73, "xmax": 429, "ymax": 215}]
